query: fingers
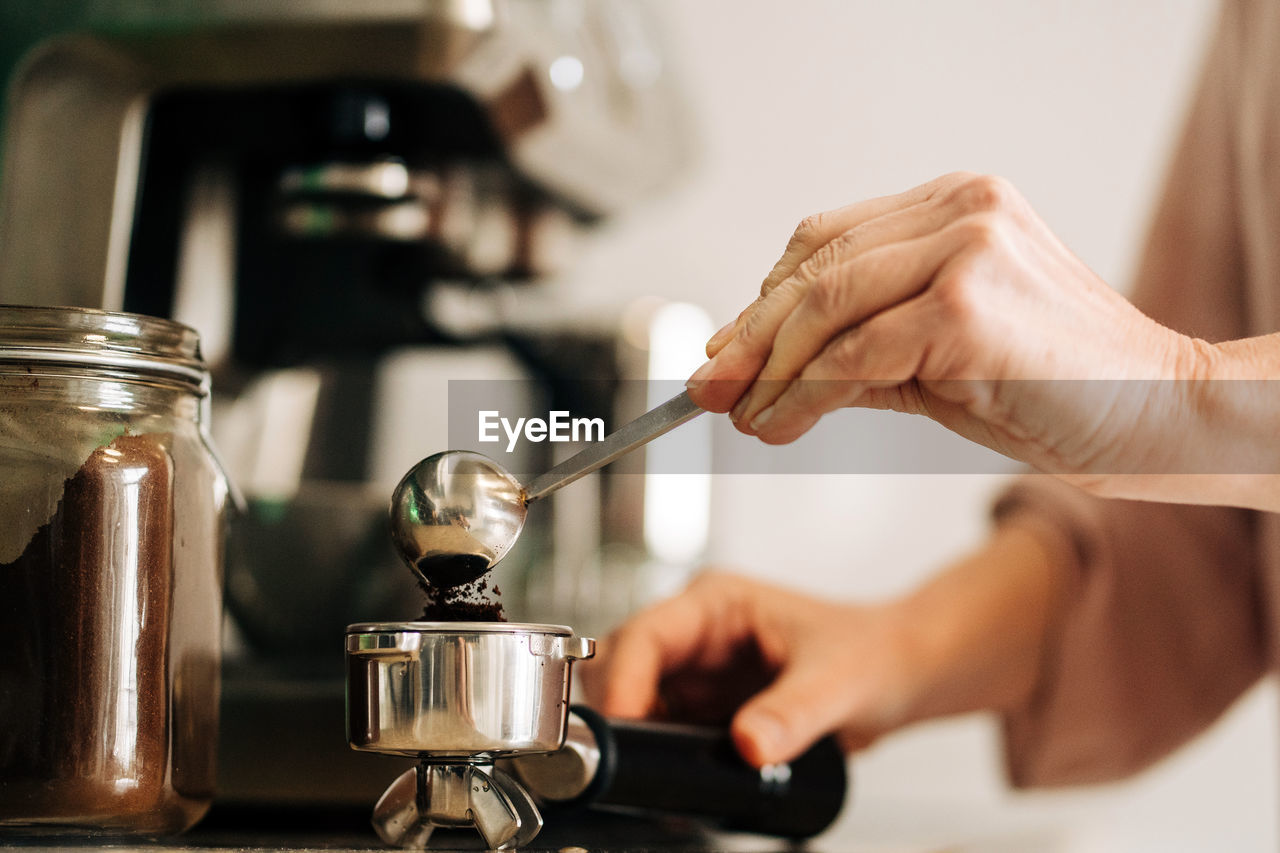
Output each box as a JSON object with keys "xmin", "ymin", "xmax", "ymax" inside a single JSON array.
[
  {"xmin": 730, "ymin": 658, "xmax": 861, "ymax": 767},
  {"xmin": 590, "ymin": 579, "xmax": 723, "ymax": 719},
  {"xmin": 746, "ymin": 231, "xmax": 1009, "ymax": 446},
  {"xmin": 703, "ymin": 172, "xmax": 971, "ymax": 359},
  {"xmin": 690, "ymin": 176, "xmax": 983, "ymax": 415},
  {"xmin": 589, "ymin": 572, "xmax": 902, "ymax": 768},
  {"xmin": 733, "ymin": 217, "xmax": 979, "ymax": 432},
  {"xmin": 689, "ymin": 202, "xmax": 945, "ymax": 414},
  {"xmin": 749, "ymin": 297, "xmax": 931, "ymax": 445}
]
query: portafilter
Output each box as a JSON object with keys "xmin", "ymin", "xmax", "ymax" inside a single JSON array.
[
  {"xmin": 346, "ymin": 622, "xmax": 850, "ymax": 850},
  {"xmin": 346, "ymin": 621, "xmax": 594, "ymax": 849}
]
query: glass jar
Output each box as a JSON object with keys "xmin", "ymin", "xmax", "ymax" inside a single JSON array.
[{"xmin": 0, "ymin": 305, "xmax": 229, "ymax": 836}]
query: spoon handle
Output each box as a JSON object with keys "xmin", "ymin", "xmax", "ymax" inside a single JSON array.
[{"xmin": 522, "ymin": 391, "xmax": 703, "ymax": 503}]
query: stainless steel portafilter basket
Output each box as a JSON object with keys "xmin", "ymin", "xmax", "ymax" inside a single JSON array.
[{"xmin": 345, "ymin": 621, "xmax": 594, "ymax": 849}]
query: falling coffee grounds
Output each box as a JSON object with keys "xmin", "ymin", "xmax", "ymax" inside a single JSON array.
[{"xmin": 417, "ymin": 575, "xmax": 506, "ymax": 622}]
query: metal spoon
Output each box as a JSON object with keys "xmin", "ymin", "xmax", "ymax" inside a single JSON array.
[{"xmin": 390, "ymin": 390, "xmax": 703, "ymax": 588}]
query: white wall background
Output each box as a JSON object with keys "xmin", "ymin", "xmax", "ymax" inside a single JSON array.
[{"xmin": 553, "ymin": 0, "xmax": 1279, "ymax": 850}]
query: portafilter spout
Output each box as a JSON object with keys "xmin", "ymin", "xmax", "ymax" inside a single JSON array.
[{"xmin": 390, "ymin": 390, "xmax": 702, "ymax": 588}]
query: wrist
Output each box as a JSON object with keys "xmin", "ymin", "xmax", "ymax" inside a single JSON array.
[
  {"xmin": 887, "ymin": 521, "xmax": 1074, "ymax": 726},
  {"xmin": 1085, "ymin": 332, "xmax": 1280, "ymax": 510},
  {"xmin": 1183, "ymin": 334, "xmax": 1280, "ymax": 509}
]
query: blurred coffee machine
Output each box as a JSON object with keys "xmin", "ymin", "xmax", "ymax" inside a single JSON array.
[{"xmin": 0, "ymin": 0, "xmax": 701, "ymax": 807}]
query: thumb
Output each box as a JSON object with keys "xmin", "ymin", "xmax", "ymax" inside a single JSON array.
[{"xmin": 730, "ymin": 662, "xmax": 850, "ymax": 768}]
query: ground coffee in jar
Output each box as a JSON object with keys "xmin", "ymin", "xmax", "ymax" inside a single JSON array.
[{"xmin": 0, "ymin": 306, "xmax": 229, "ymax": 836}]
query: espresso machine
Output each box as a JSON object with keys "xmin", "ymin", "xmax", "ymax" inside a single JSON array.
[
  {"xmin": 0, "ymin": 0, "xmax": 701, "ymax": 809},
  {"xmin": 0, "ymin": 4, "xmax": 852, "ymax": 845}
]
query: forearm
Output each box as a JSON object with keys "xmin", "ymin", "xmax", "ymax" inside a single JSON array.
[{"xmin": 888, "ymin": 519, "xmax": 1076, "ymax": 727}]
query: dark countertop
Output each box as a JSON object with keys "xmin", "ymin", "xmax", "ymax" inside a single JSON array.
[
  {"xmin": 0, "ymin": 800, "xmax": 1078, "ymax": 853},
  {"xmin": 0, "ymin": 799, "xmax": 932, "ymax": 853}
]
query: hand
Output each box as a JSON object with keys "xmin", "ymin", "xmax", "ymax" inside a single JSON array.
[
  {"xmin": 582, "ymin": 524, "xmax": 1069, "ymax": 767},
  {"xmin": 686, "ymin": 172, "xmax": 1211, "ymax": 489},
  {"xmin": 582, "ymin": 571, "xmax": 917, "ymax": 767}
]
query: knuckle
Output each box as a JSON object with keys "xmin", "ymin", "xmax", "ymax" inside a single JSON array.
[
  {"xmin": 935, "ymin": 170, "xmax": 981, "ymax": 193},
  {"xmin": 736, "ymin": 297, "xmax": 771, "ymax": 345},
  {"xmin": 688, "ymin": 567, "xmax": 734, "ymax": 593},
  {"xmin": 806, "ymin": 268, "xmax": 852, "ymax": 316},
  {"xmin": 843, "ymin": 246, "xmax": 897, "ymax": 287},
  {"xmin": 790, "ymin": 212, "xmax": 828, "ymax": 249},
  {"xmin": 687, "ymin": 569, "xmax": 754, "ymax": 608},
  {"xmin": 738, "ymin": 276, "xmax": 802, "ymax": 348},
  {"xmin": 944, "ymin": 169, "xmax": 981, "ymax": 183},
  {"xmin": 954, "ymin": 212, "xmax": 1007, "ymax": 252},
  {"xmin": 736, "ymin": 297, "xmax": 765, "ymax": 337},
  {"xmin": 796, "ymin": 227, "xmax": 859, "ymax": 285},
  {"xmin": 819, "ymin": 329, "xmax": 867, "ymax": 378},
  {"xmin": 807, "ymin": 244, "xmax": 901, "ymax": 309},
  {"xmin": 932, "ymin": 267, "xmax": 984, "ymax": 331},
  {"xmin": 788, "ymin": 379, "xmax": 828, "ymax": 413},
  {"xmin": 954, "ymin": 173, "xmax": 1020, "ymax": 214}
]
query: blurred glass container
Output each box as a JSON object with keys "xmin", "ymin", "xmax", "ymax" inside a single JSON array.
[{"xmin": 0, "ymin": 305, "xmax": 229, "ymax": 836}]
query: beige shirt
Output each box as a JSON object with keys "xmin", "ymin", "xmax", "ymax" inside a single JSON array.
[{"xmin": 996, "ymin": 0, "xmax": 1280, "ymax": 786}]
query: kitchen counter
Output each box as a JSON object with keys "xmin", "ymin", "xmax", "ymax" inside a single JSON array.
[
  {"xmin": 0, "ymin": 807, "xmax": 831, "ymax": 853},
  {"xmin": 0, "ymin": 796, "xmax": 1072, "ymax": 853}
]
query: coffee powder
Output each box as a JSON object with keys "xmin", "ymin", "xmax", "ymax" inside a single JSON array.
[{"xmin": 0, "ymin": 433, "xmax": 210, "ymax": 833}]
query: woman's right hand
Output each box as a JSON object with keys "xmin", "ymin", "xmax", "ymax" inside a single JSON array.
[
  {"xmin": 581, "ymin": 522, "xmax": 1071, "ymax": 768},
  {"xmin": 685, "ymin": 173, "xmax": 1246, "ymax": 503}
]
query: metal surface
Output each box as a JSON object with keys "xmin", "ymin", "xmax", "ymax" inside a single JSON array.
[
  {"xmin": 391, "ymin": 391, "xmax": 702, "ymax": 587},
  {"xmin": 278, "ymin": 160, "xmax": 418, "ymax": 200},
  {"xmin": 388, "ymin": 451, "xmax": 527, "ymax": 586},
  {"xmin": 506, "ymin": 709, "xmax": 601, "ymax": 802},
  {"xmin": 370, "ymin": 767, "xmax": 432, "ymax": 849},
  {"xmin": 370, "ymin": 763, "xmax": 542, "ymax": 850},
  {"xmin": 523, "ymin": 390, "xmax": 703, "ymax": 501},
  {"xmin": 349, "ymin": 621, "xmax": 594, "ymax": 849},
  {"xmin": 0, "ymin": 1, "xmax": 689, "ymax": 310},
  {"xmin": 345, "ymin": 622, "xmax": 594, "ymax": 759}
]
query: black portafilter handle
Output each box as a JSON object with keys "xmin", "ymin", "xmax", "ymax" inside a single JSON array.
[{"xmin": 507, "ymin": 704, "xmax": 849, "ymax": 839}]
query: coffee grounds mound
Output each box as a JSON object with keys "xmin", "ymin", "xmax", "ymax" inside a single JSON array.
[
  {"xmin": 0, "ymin": 432, "xmax": 209, "ymax": 831},
  {"xmin": 417, "ymin": 576, "xmax": 506, "ymax": 622}
]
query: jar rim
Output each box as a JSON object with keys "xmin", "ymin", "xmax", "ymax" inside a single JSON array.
[{"xmin": 0, "ymin": 304, "xmax": 206, "ymax": 389}]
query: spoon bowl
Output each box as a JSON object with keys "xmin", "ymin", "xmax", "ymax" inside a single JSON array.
[{"xmin": 389, "ymin": 451, "xmax": 526, "ymax": 588}]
